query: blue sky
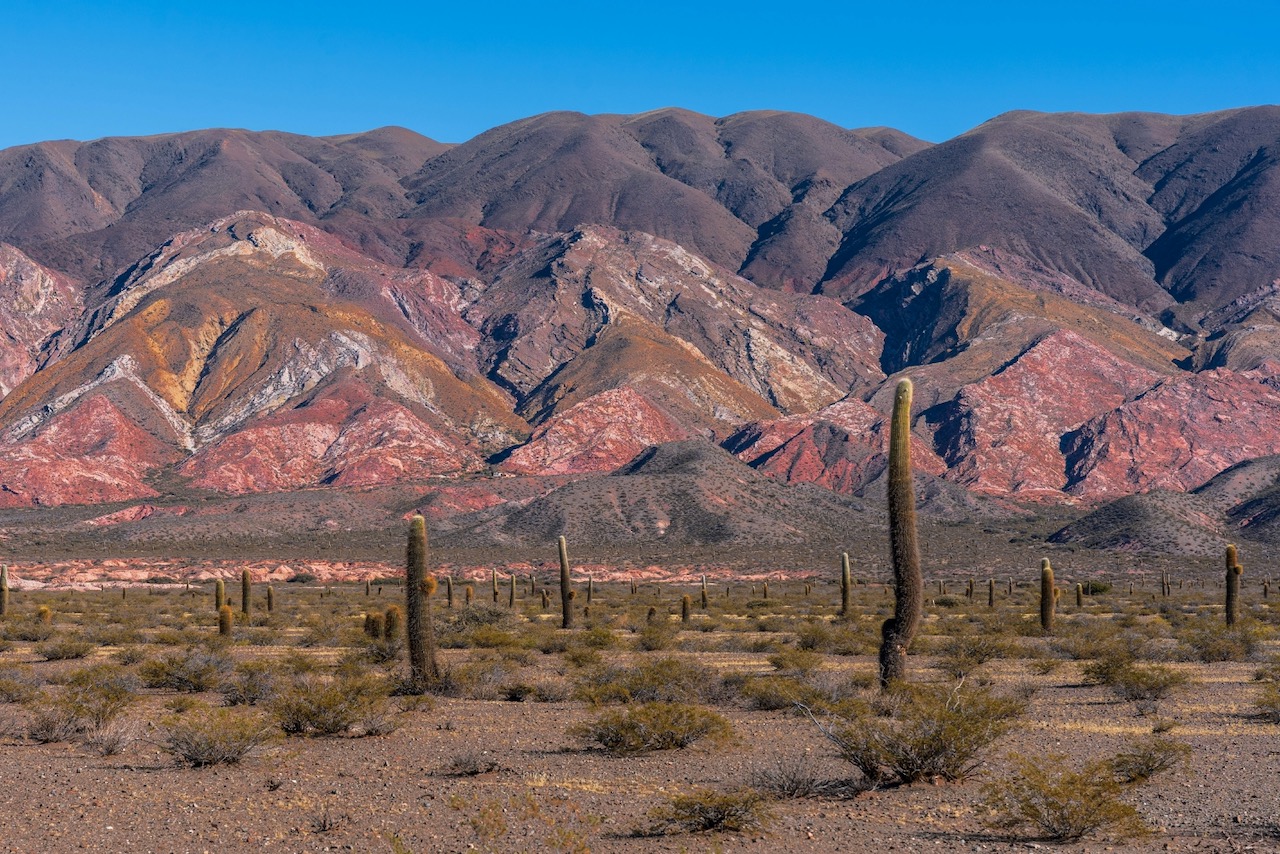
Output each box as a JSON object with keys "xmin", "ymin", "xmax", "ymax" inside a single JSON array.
[{"xmin": 2, "ymin": 0, "xmax": 1276, "ymax": 149}]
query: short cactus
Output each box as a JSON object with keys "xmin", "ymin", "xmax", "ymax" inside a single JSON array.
[
  {"xmin": 266, "ymin": 586, "xmax": 275, "ymax": 612},
  {"xmin": 681, "ymin": 594, "xmax": 691, "ymax": 623},
  {"xmin": 1075, "ymin": 582, "xmax": 1083, "ymax": 608},
  {"xmin": 37, "ymin": 604, "xmax": 52, "ymax": 624},
  {"xmin": 465, "ymin": 585, "xmax": 474, "ymax": 605},
  {"xmin": 218, "ymin": 604, "xmax": 233, "ymax": 636},
  {"xmin": 384, "ymin": 604, "xmax": 403, "ymax": 642}
]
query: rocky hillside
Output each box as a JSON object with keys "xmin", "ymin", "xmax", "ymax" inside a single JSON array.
[{"xmin": 2, "ymin": 107, "xmax": 1280, "ymax": 557}]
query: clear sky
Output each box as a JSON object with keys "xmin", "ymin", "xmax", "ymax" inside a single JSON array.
[{"xmin": 2, "ymin": 0, "xmax": 1276, "ymax": 149}]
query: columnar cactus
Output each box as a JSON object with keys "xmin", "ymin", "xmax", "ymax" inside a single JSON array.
[
  {"xmin": 266, "ymin": 586, "xmax": 275, "ymax": 613},
  {"xmin": 681, "ymin": 594, "xmax": 691, "ymax": 623},
  {"xmin": 559, "ymin": 536, "xmax": 574, "ymax": 630},
  {"xmin": 1075, "ymin": 582, "xmax": 1083, "ymax": 608},
  {"xmin": 587, "ymin": 575, "xmax": 594, "ymax": 604},
  {"xmin": 218, "ymin": 604, "xmax": 233, "ymax": 636},
  {"xmin": 1040, "ymin": 558, "xmax": 1058, "ymax": 633},
  {"xmin": 241, "ymin": 569, "xmax": 252, "ymax": 617},
  {"xmin": 988, "ymin": 578, "xmax": 995, "ymax": 608},
  {"xmin": 446, "ymin": 575, "xmax": 454, "ymax": 609},
  {"xmin": 491, "ymin": 568, "xmax": 499, "ymax": 604},
  {"xmin": 700, "ymin": 575, "xmax": 709, "ymax": 610},
  {"xmin": 2, "ymin": 564, "xmax": 10, "ymax": 619},
  {"xmin": 879, "ymin": 378, "xmax": 923, "ymax": 690},
  {"xmin": 406, "ymin": 514, "xmax": 441, "ymax": 688},
  {"xmin": 365, "ymin": 579, "xmax": 371, "ymax": 596},
  {"xmin": 465, "ymin": 585, "xmax": 474, "ymax": 605},
  {"xmin": 840, "ymin": 552, "xmax": 852, "ymax": 617},
  {"xmin": 1226, "ymin": 543, "xmax": 1243, "ymax": 626},
  {"xmin": 508, "ymin": 574, "xmax": 515, "ymax": 608},
  {"xmin": 541, "ymin": 589, "xmax": 550, "ymax": 609},
  {"xmin": 215, "ymin": 579, "xmax": 226, "ymax": 611}
]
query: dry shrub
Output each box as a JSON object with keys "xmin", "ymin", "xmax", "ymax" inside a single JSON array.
[
  {"xmin": 162, "ymin": 708, "xmax": 276, "ymax": 766},
  {"xmin": 645, "ymin": 787, "xmax": 772, "ymax": 835},
  {"xmin": 269, "ymin": 672, "xmax": 390, "ymax": 736},
  {"xmin": 140, "ymin": 647, "xmax": 234, "ymax": 692},
  {"xmin": 983, "ymin": 753, "xmax": 1149, "ymax": 843},
  {"xmin": 1110, "ymin": 736, "xmax": 1191, "ymax": 784},
  {"xmin": 809, "ymin": 682, "xmax": 1027, "ymax": 787},
  {"xmin": 570, "ymin": 702, "xmax": 734, "ymax": 754},
  {"xmin": 572, "ymin": 657, "xmax": 721, "ymax": 705}
]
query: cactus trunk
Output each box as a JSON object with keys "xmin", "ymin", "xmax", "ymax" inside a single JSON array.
[
  {"xmin": 559, "ymin": 536, "xmax": 574, "ymax": 629},
  {"xmin": 406, "ymin": 515, "xmax": 441, "ymax": 688},
  {"xmin": 878, "ymin": 378, "xmax": 923, "ymax": 690},
  {"xmin": 1040, "ymin": 558, "xmax": 1056, "ymax": 633},
  {"xmin": 1226, "ymin": 544, "xmax": 1243, "ymax": 626},
  {"xmin": 241, "ymin": 569, "xmax": 252, "ymax": 617}
]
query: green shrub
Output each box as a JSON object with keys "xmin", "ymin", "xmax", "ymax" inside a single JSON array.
[
  {"xmin": 645, "ymin": 787, "xmax": 772, "ymax": 834},
  {"xmin": 811, "ymin": 682, "xmax": 1027, "ymax": 787},
  {"xmin": 162, "ymin": 708, "xmax": 276, "ymax": 766},
  {"xmin": 1175, "ymin": 623, "xmax": 1265, "ymax": 662},
  {"xmin": 983, "ymin": 753, "xmax": 1149, "ymax": 842},
  {"xmin": 269, "ymin": 672, "xmax": 390, "ymax": 736},
  {"xmin": 570, "ymin": 702, "xmax": 734, "ymax": 753},
  {"xmin": 34, "ymin": 638, "xmax": 96, "ymax": 661},
  {"xmin": 572, "ymin": 657, "xmax": 721, "ymax": 705},
  {"xmin": 1110, "ymin": 665, "xmax": 1189, "ymax": 704},
  {"xmin": 1110, "ymin": 736, "xmax": 1191, "ymax": 784},
  {"xmin": 636, "ymin": 622, "xmax": 678, "ymax": 651}
]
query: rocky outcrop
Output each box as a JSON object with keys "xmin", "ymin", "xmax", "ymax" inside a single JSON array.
[
  {"xmin": 180, "ymin": 380, "xmax": 485, "ymax": 494},
  {"xmin": 0, "ymin": 394, "xmax": 180, "ymax": 507},
  {"xmin": 0, "ymin": 244, "xmax": 81, "ymax": 397},
  {"xmin": 933, "ymin": 330, "xmax": 1161, "ymax": 498},
  {"xmin": 501, "ymin": 386, "xmax": 689, "ymax": 475},
  {"xmin": 727, "ymin": 397, "xmax": 946, "ymax": 495},
  {"xmin": 1064, "ymin": 368, "xmax": 1280, "ymax": 498}
]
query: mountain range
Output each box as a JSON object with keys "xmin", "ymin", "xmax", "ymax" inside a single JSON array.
[{"xmin": 3, "ymin": 106, "xmax": 1280, "ymax": 561}]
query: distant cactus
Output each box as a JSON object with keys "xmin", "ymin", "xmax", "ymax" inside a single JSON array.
[
  {"xmin": 241, "ymin": 569, "xmax": 252, "ymax": 617},
  {"xmin": 762, "ymin": 581, "xmax": 769, "ymax": 600},
  {"xmin": 1075, "ymin": 582, "xmax": 1083, "ymax": 608},
  {"xmin": 988, "ymin": 578, "xmax": 995, "ymax": 608},
  {"xmin": 586, "ymin": 575, "xmax": 594, "ymax": 604},
  {"xmin": 367, "ymin": 611, "xmax": 386, "ymax": 638},
  {"xmin": 1040, "ymin": 559, "xmax": 1057, "ymax": 633},
  {"xmin": 700, "ymin": 575, "xmax": 709, "ymax": 610},
  {"xmin": 508, "ymin": 574, "xmax": 516, "ymax": 608},
  {"xmin": 384, "ymin": 604, "xmax": 403, "ymax": 642},
  {"xmin": 681, "ymin": 594, "xmax": 691, "ymax": 623},
  {"xmin": 541, "ymin": 589, "xmax": 550, "ymax": 609},
  {"xmin": 840, "ymin": 552, "xmax": 852, "ymax": 617},
  {"xmin": 491, "ymin": 568, "xmax": 499, "ymax": 604},
  {"xmin": 1, "ymin": 564, "xmax": 9, "ymax": 619},
  {"xmin": 1264, "ymin": 580, "xmax": 1270, "ymax": 600},
  {"xmin": 446, "ymin": 576, "xmax": 455, "ymax": 609},
  {"xmin": 365, "ymin": 579, "xmax": 371, "ymax": 596},
  {"xmin": 647, "ymin": 605, "xmax": 658, "ymax": 623},
  {"xmin": 218, "ymin": 605, "xmax": 233, "ymax": 636},
  {"xmin": 122, "ymin": 587, "xmax": 127, "ymax": 601},
  {"xmin": 266, "ymin": 586, "xmax": 275, "ymax": 612},
  {"xmin": 879, "ymin": 378, "xmax": 923, "ymax": 690},
  {"xmin": 215, "ymin": 579, "xmax": 226, "ymax": 611},
  {"xmin": 406, "ymin": 514, "xmax": 441, "ymax": 688},
  {"xmin": 1226, "ymin": 544, "xmax": 1243, "ymax": 626},
  {"xmin": 465, "ymin": 585, "xmax": 474, "ymax": 606},
  {"xmin": 559, "ymin": 536, "xmax": 574, "ymax": 630}
]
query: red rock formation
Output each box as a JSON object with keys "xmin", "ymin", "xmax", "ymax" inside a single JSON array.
[
  {"xmin": 729, "ymin": 398, "xmax": 946, "ymax": 494},
  {"xmin": 0, "ymin": 244, "xmax": 81, "ymax": 397},
  {"xmin": 1065, "ymin": 368, "xmax": 1280, "ymax": 498},
  {"xmin": 181, "ymin": 381, "xmax": 485, "ymax": 494},
  {"xmin": 501, "ymin": 386, "xmax": 689, "ymax": 475},
  {"xmin": 935, "ymin": 330, "xmax": 1161, "ymax": 498},
  {"xmin": 0, "ymin": 395, "xmax": 179, "ymax": 507}
]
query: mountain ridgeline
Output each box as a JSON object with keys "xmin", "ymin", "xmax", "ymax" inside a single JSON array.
[{"xmin": 2, "ymin": 106, "xmax": 1280, "ymax": 558}]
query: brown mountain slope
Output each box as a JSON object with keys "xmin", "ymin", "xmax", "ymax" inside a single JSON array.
[
  {"xmin": 402, "ymin": 109, "xmax": 927, "ymax": 284},
  {"xmin": 0, "ymin": 127, "xmax": 448, "ymax": 279}
]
